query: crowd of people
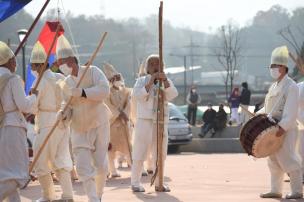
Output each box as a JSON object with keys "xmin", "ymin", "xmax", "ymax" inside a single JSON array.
[
  {"xmin": 186, "ymin": 82, "xmax": 251, "ymax": 137},
  {"xmin": 0, "ymin": 36, "xmax": 178, "ymax": 202},
  {"xmin": 0, "ymin": 25, "xmax": 304, "ymax": 201}
]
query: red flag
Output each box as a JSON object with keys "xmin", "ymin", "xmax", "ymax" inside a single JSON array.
[
  {"xmin": 25, "ymin": 21, "xmax": 64, "ymax": 95},
  {"xmin": 38, "ymin": 21, "xmax": 64, "ymax": 54}
]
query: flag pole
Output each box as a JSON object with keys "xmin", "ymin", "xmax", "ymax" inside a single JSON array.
[{"xmin": 14, "ymin": 0, "xmax": 51, "ymax": 56}]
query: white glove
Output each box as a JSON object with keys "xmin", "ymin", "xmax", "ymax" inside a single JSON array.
[
  {"xmin": 56, "ymin": 110, "xmax": 65, "ymax": 121},
  {"xmin": 56, "ymin": 108, "xmax": 72, "ymax": 122},
  {"xmin": 56, "ymin": 108, "xmax": 72, "ymax": 129},
  {"xmin": 71, "ymin": 88, "xmax": 82, "ymax": 97}
]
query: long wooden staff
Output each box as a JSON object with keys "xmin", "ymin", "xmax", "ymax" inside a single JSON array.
[
  {"xmin": 151, "ymin": 1, "xmax": 165, "ymax": 190},
  {"xmin": 122, "ymin": 120, "xmax": 133, "ymax": 164},
  {"xmin": 15, "ymin": 0, "xmax": 51, "ymax": 56},
  {"xmin": 31, "ymin": 23, "xmax": 62, "ymax": 92},
  {"xmin": 122, "ymin": 91, "xmax": 133, "ymax": 164},
  {"xmin": 22, "ymin": 32, "xmax": 108, "ymax": 189}
]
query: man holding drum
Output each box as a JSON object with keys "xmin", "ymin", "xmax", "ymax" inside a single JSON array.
[{"xmin": 259, "ymin": 46, "xmax": 302, "ymax": 199}]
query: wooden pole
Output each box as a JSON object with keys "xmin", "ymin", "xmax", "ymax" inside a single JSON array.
[
  {"xmin": 14, "ymin": 0, "xmax": 51, "ymax": 56},
  {"xmin": 31, "ymin": 23, "xmax": 62, "ymax": 92},
  {"xmin": 151, "ymin": 1, "xmax": 165, "ymax": 190},
  {"xmin": 121, "ymin": 92, "xmax": 133, "ymax": 164},
  {"xmin": 22, "ymin": 32, "xmax": 108, "ymax": 189},
  {"xmin": 123, "ymin": 120, "xmax": 133, "ymax": 164},
  {"xmin": 157, "ymin": 1, "xmax": 164, "ymax": 190}
]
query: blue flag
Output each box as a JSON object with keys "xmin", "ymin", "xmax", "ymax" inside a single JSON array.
[{"xmin": 0, "ymin": 0, "xmax": 32, "ymax": 23}]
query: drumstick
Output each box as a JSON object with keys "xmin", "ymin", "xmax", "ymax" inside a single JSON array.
[{"xmin": 239, "ymin": 104, "xmax": 255, "ymax": 117}]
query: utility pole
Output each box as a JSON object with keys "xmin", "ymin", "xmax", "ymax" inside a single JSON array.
[
  {"xmin": 190, "ymin": 37, "xmax": 194, "ymax": 83},
  {"xmin": 183, "ymin": 36, "xmax": 204, "ymax": 85},
  {"xmin": 183, "ymin": 55, "xmax": 187, "ymax": 104},
  {"xmin": 170, "ymin": 53, "xmax": 188, "ymax": 104},
  {"xmin": 7, "ymin": 38, "xmax": 11, "ymax": 47}
]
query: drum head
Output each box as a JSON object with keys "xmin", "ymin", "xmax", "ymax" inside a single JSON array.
[{"xmin": 252, "ymin": 125, "xmax": 285, "ymax": 158}]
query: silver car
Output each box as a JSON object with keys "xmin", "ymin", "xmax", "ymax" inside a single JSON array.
[{"xmin": 168, "ymin": 103, "xmax": 192, "ymax": 152}]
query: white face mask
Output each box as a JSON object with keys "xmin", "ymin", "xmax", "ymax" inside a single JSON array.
[
  {"xmin": 113, "ymin": 80, "xmax": 124, "ymax": 89},
  {"xmin": 31, "ymin": 70, "xmax": 38, "ymax": 77},
  {"xmin": 59, "ymin": 64, "xmax": 72, "ymax": 76},
  {"xmin": 270, "ymin": 68, "xmax": 281, "ymax": 80},
  {"xmin": 192, "ymin": 89, "xmax": 196, "ymax": 93}
]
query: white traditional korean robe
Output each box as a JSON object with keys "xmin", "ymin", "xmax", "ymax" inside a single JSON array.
[
  {"xmin": 31, "ymin": 69, "xmax": 72, "ymax": 176},
  {"xmin": 30, "ymin": 69, "xmax": 73, "ymax": 200},
  {"xmin": 0, "ymin": 67, "xmax": 36, "ymax": 200},
  {"xmin": 297, "ymin": 82, "xmax": 304, "ymax": 173},
  {"xmin": 131, "ymin": 75, "xmax": 178, "ymax": 187},
  {"xmin": 259, "ymin": 75, "xmax": 302, "ymax": 194},
  {"xmin": 105, "ymin": 87, "xmax": 132, "ymax": 175},
  {"xmin": 61, "ymin": 65, "xmax": 110, "ymax": 202}
]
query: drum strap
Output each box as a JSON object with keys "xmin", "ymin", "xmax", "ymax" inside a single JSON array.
[{"xmin": 267, "ymin": 83, "xmax": 290, "ymax": 121}]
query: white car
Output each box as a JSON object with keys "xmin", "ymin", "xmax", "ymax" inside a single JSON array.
[{"xmin": 168, "ymin": 103, "xmax": 193, "ymax": 152}]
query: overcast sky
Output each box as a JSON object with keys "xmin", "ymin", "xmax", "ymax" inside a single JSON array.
[{"xmin": 25, "ymin": 0, "xmax": 304, "ymax": 32}]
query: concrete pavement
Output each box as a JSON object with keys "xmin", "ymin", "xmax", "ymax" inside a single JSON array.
[{"xmin": 20, "ymin": 153, "xmax": 304, "ymax": 202}]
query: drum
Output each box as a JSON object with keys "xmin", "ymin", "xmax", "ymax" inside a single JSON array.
[{"xmin": 239, "ymin": 114, "xmax": 284, "ymax": 158}]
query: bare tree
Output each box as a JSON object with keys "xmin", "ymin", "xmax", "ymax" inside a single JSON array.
[
  {"xmin": 215, "ymin": 22, "xmax": 242, "ymax": 101},
  {"xmin": 279, "ymin": 26, "xmax": 304, "ymax": 76}
]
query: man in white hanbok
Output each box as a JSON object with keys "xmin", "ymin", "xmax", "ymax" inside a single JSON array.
[
  {"xmin": 29, "ymin": 41, "xmax": 73, "ymax": 202},
  {"xmin": 103, "ymin": 63, "xmax": 132, "ymax": 178},
  {"xmin": 297, "ymin": 80, "xmax": 304, "ymax": 180},
  {"xmin": 0, "ymin": 41, "xmax": 37, "ymax": 201},
  {"xmin": 56, "ymin": 35, "xmax": 111, "ymax": 202},
  {"xmin": 259, "ymin": 46, "xmax": 303, "ymax": 199},
  {"xmin": 131, "ymin": 54, "xmax": 178, "ymax": 192}
]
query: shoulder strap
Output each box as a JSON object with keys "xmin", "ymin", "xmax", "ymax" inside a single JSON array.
[
  {"xmin": 268, "ymin": 81, "xmax": 290, "ymax": 119},
  {"xmin": 0, "ymin": 73, "xmax": 15, "ymax": 95},
  {"xmin": 0, "ymin": 74, "xmax": 16, "ymax": 127}
]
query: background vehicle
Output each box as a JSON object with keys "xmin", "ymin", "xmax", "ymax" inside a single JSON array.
[{"xmin": 168, "ymin": 103, "xmax": 192, "ymax": 153}]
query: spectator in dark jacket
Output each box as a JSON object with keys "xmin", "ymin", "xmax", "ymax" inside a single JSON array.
[
  {"xmin": 187, "ymin": 86, "xmax": 201, "ymax": 125},
  {"xmin": 215, "ymin": 104, "xmax": 227, "ymax": 131},
  {"xmin": 240, "ymin": 82, "xmax": 251, "ymax": 125},
  {"xmin": 200, "ymin": 103, "xmax": 216, "ymax": 137}
]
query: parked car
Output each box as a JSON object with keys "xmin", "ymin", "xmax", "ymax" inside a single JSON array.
[{"xmin": 168, "ymin": 103, "xmax": 192, "ymax": 152}]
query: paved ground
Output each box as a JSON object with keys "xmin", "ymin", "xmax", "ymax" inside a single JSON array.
[{"xmin": 21, "ymin": 153, "xmax": 304, "ymax": 202}]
